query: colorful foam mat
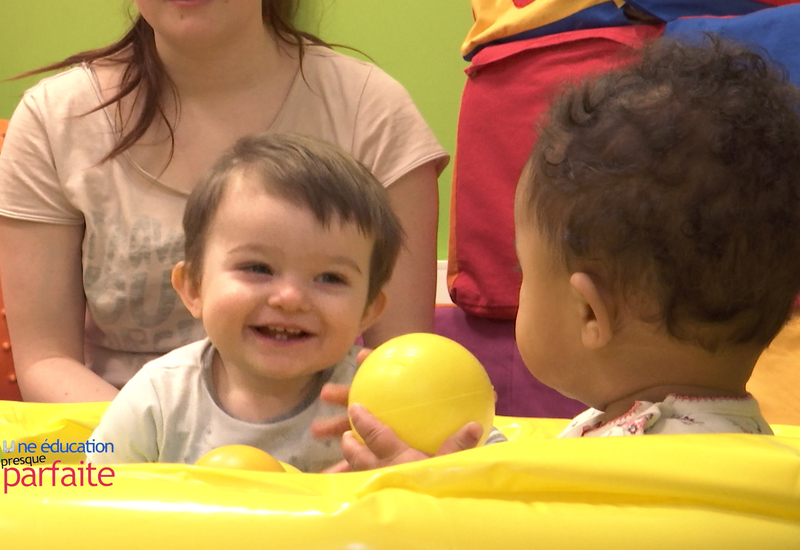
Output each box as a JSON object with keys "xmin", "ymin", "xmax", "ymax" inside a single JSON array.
[{"xmin": 463, "ymin": 0, "xmax": 791, "ymax": 59}]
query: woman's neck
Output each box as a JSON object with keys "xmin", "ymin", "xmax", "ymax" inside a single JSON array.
[{"xmin": 154, "ymin": 24, "xmax": 292, "ymax": 99}]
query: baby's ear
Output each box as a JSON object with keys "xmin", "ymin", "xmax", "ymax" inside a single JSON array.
[
  {"xmin": 359, "ymin": 289, "xmax": 387, "ymax": 333},
  {"xmin": 569, "ymin": 272, "xmax": 614, "ymax": 350},
  {"xmin": 171, "ymin": 261, "xmax": 203, "ymax": 319}
]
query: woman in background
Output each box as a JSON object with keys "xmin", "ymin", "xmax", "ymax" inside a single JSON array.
[{"xmin": 0, "ymin": 0, "xmax": 447, "ymax": 402}]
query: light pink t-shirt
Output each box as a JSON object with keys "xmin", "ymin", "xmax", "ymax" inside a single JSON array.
[{"xmin": 0, "ymin": 46, "xmax": 449, "ymax": 387}]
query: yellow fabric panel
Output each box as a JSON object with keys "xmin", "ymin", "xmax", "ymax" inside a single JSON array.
[
  {"xmin": 462, "ymin": 0, "xmax": 621, "ymax": 57},
  {"xmin": 1, "ymin": 401, "xmax": 799, "ymax": 548}
]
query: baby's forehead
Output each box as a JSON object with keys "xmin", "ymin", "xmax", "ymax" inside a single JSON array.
[
  {"xmin": 219, "ymin": 166, "xmax": 384, "ymax": 244},
  {"xmin": 223, "ymin": 173, "xmax": 310, "ymax": 212}
]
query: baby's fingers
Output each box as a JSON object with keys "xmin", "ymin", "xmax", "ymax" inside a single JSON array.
[
  {"xmin": 319, "ymin": 382, "xmax": 350, "ymax": 407},
  {"xmin": 347, "ymin": 403, "xmax": 409, "ymax": 460},
  {"xmin": 434, "ymin": 422, "xmax": 483, "ymax": 457},
  {"xmin": 310, "ymin": 415, "xmax": 351, "ymax": 439},
  {"xmin": 341, "ymin": 430, "xmax": 383, "ymax": 471}
]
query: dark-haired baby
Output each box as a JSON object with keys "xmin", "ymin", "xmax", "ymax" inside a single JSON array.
[{"xmin": 342, "ymin": 35, "xmax": 800, "ymax": 469}]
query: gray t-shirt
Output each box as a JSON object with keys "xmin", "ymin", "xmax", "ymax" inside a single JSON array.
[{"xmin": 87, "ymin": 339, "xmax": 358, "ymax": 472}]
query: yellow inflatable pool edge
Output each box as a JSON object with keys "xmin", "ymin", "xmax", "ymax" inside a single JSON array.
[{"xmin": 2, "ymin": 400, "xmax": 799, "ymax": 549}]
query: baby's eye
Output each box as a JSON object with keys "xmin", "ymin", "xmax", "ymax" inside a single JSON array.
[
  {"xmin": 317, "ymin": 272, "xmax": 348, "ymax": 285},
  {"xmin": 243, "ymin": 263, "xmax": 273, "ymax": 276}
]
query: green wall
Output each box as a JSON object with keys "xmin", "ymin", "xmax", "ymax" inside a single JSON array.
[
  {"xmin": 0, "ymin": 1, "xmax": 131, "ymax": 113},
  {"xmin": 0, "ymin": 1, "xmax": 474, "ymax": 259}
]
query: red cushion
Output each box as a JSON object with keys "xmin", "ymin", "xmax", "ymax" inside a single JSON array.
[{"xmin": 448, "ymin": 24, "xmax": 663, "ymax": 319}]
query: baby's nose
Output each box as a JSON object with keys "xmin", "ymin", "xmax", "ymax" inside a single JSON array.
[{"xmin": 267, "ymin": 278, "xmax": 310, "ymax": 311}]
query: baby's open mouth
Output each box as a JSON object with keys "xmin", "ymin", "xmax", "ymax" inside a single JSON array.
[{"xmin": 255, "ymin": 326, "xmax": 311, "ymax": 341}]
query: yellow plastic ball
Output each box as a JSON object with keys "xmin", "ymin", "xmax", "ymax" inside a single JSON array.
[
  {"xmin": 195, "ymin": 445, "xmax": 287, "ymax": 472},
  {"xmin": 348, "ymin": 333, "xmax": 495, "ymax": 455}
]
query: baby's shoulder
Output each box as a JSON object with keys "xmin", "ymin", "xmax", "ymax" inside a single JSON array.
[{"xmin": 138, "ymin": 339, "xmax": 210, "ymax": 382}]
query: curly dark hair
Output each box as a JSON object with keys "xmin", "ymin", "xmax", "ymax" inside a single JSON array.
[{"xmin": 520, "ymin": 35, "xmax": 800, "ymax": 351}]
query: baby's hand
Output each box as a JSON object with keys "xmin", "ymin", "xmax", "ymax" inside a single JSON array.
[
  {"xmin": 310, "ymin": 383, "xmax": 351, "ymax": 438},
  {"xmin": 310, "ymin": 348, "xmax": 373, "ymax": 439},
  {"xmin": 342, "ymin": 403, "xmax": 484, "ymax": 471}
]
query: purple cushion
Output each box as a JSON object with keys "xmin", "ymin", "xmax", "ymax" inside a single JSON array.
[{"xmin": 434, "ymin": 305, "xmax": 585, "ymax": 418}]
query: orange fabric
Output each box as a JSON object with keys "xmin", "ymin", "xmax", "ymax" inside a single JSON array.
[
  {"xmin": 0, "ymin": 119, "xmax": 8, "ymax": 153},
  {"xmin": 0, "ymin": 269, "xmax": 21, "ymax": 401},
  {"xmin": 0, "ymin": 119, "xmax": 22, "ymax": 400},
  {"xmin": 748, "ymin": 318, "xmax": 800, "ymax": 426}
]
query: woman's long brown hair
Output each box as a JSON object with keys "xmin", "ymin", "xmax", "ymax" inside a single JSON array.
[{"xmin": 18, "ymin": 0, "xmax": 328, "ymax": 164}]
